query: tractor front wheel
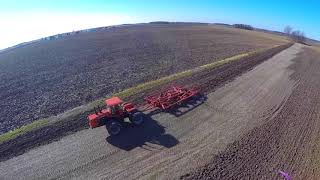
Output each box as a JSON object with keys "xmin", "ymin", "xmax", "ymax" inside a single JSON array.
[
  {"xmin": 129, "ymin": 111, "xmax": 145, "ymax": 125},
  {"xmin": 106, "ymin": 121, "xmax": 122, "ymax": 136}
]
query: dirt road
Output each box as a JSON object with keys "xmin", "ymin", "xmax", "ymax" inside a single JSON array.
[
  {"xmin": 0, "ymin": 44, "xmax": 303, "ymax": 179},
  {"xmin": 183, "ymin": 45, "xmax": 320, "ymax": 179}
]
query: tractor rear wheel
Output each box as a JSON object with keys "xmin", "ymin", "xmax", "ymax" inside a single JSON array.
[
  {"xmin": 129, "ymin": 111, "xmax": 145, "ymax": 125},
  {"xmin": 106, "ymin": 121, "xmax": 122, "ymax": 136}
]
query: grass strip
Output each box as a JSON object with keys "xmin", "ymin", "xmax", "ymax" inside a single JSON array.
[{"xmin": 0, "ymin": 119, "xmax": 49, "ymax": 144}]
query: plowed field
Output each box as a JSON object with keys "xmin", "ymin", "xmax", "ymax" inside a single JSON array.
[
  {"xmin": 0, "ymin": 24, "xmax": 287, "ymax": 134},
  {"xmin": 1, "ymin": 44, "xmax": 307, "ymax": 180}
]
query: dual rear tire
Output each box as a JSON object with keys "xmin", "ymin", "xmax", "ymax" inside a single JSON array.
[
  {"xmin": 106, "ymin": 111, "xmax": 145, "ymax": 136},
  {"xmin": 106, "ymin": 121, "xmax": 122, "ymax": 136}
]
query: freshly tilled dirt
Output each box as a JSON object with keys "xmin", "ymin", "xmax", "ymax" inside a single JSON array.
[
  {"xmin": 0, "ymin": 44, "xmax": 302, "ymax": 180},
  {"xmin": 0, "ymin": 44, "xmax": 291, "ymax": 162},
  {"xmin": 181, "ymin": 46, "xmax": 320, "ymax": 179},
  {"xmin": 0, "ymin": 24, "xmax": 287, "ymax": 134}
]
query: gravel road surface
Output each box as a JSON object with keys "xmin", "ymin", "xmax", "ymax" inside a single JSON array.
[{"xmin": 0, "ymin": 44, "xmax": 303, "ymax": 179}]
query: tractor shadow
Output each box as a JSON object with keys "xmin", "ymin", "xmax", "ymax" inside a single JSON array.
[
  {"xmin": 148, "ymin": 93, "xmax": 208, "ymax": 117},
  {"xmin": 106, "ymin": 114, "xmax": 179, "ymax": 151},
  {"xmin": 106, "ymin": 94, "xmax": 207, "ymax": 151}
]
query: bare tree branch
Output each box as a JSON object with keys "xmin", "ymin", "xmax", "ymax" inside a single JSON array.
[{"xmin": 284, "ymin": 26, "xmax": 292, "ymax": 35}]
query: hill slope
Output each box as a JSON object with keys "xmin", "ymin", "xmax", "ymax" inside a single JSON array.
[{"xmin": 0, "ymin": 24, "xmax": 288, "ymax": 134}]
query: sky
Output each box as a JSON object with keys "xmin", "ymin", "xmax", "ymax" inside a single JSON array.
[{"xmin": 0, "ymin": 0, "xmax": 319, "ymax": 49}]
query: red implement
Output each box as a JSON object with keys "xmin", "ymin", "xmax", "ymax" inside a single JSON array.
[{"xmin": 143, "ymin": 86, "xmax": 199, "ymax": 110}]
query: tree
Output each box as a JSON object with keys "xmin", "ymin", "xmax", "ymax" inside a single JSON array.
[
  {"xmin": 284, "ymin": 26, "xmax": 292, "ymax": 35},
  {"xmin": 291, "ymin": 30, "xmax": 306, "ymax": 43},
  {"xmin": 233, "ymin": 24, "xmax": 254, "ymax": 30}
]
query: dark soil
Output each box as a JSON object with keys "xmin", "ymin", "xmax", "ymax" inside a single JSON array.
[
  {"xmin": 0, "ymin": 44, "xmax": 292, "ymax": 162},
  {"xmin": 180, "ymin": 46, "xmax": 320, "ymax": 179},
  {"xmin": 0, "ymin": 24, "xmax": 285, "ymax": 134}
]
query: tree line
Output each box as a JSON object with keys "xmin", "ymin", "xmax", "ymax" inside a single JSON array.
[
  {"xmin": 284, "ymin": 26, "xmax": 306, "ymax": 43},
  {"xmin": 233, "ymin": 24, "xmax": 254, "ymax": 30}
]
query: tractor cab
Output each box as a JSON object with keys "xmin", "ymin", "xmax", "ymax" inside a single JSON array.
[{"xmin": 105, "ymin": 97, "xmax": 124, "ymax": 116}]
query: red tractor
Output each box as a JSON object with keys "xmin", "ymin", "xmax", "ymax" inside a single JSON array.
[
  {"xmin": 88, "ymin": 97, "xmax": 144, "ymax": 136},
  {"xmin": 88, "ymin": 86, "xmax": 199, "ymax": 136}
]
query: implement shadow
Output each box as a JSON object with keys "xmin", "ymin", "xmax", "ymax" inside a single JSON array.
[{"xmin": 106, "ymin": 114, "xmax": 179, "ymax": 151}]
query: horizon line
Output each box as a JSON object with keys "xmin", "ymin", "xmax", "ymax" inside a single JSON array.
[{"xmin": 1, "ymin": 21, "xmax": 318, "ymax": 52}]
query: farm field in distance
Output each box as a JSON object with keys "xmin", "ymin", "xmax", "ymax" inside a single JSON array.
[{"xmin": 0, "ymin": 23, "xmax": 288, "ymax": 134}]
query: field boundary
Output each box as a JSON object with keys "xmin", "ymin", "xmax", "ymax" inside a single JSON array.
[{"xmin": 0, "ymin": 44, "xmax": 290, "ymax": 144}]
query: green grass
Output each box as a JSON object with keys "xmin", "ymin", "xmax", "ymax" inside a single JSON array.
[
  {"xmin": 0, "ymin": 118, "xmax": 49, "ymax": 144},
  {"xmin": 0, "ymin": 46, "xmax": 279, "ymax": 144}
]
